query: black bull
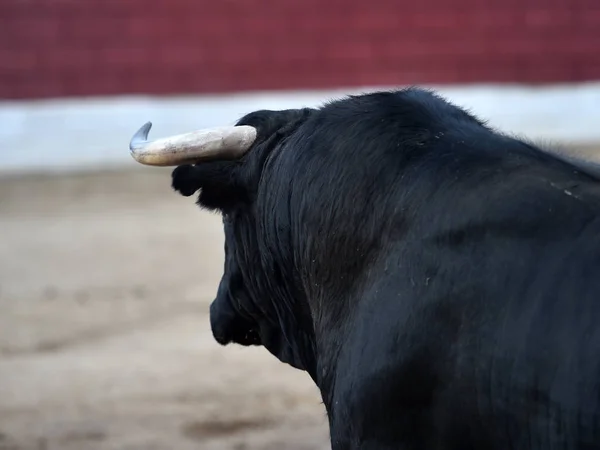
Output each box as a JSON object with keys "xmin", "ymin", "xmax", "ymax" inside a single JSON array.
[{"xmin": 170, "ymin": 88, "xmax": 600, "ymax": 449}]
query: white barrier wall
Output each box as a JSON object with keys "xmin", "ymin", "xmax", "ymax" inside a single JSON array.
[{"xmin": 1, "ymin": 82, "xmax": 599, "ymax": 175}]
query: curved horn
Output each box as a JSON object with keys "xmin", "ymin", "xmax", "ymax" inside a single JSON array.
[
  {"xmin": 129, "ymin": 122, "xmax": 257, "ymax": 166},
  {"xmin": 540, "ymin": 146, "xmax": 600, "ymax": 179}
]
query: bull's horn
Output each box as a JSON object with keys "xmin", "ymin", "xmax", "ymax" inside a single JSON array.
[{"xmin": 129, "ymin": 122, "xmax": 258, "ymax": 166}]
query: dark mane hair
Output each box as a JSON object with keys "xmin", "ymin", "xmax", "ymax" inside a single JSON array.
[{"xmin": 171, "ymin": 88, "xmax": 600, "ymax": 447}]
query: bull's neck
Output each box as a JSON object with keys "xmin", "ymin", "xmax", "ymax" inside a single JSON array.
[{"xmin": 308, "ymin": 302, "xmax": 354, "ymax": 399}]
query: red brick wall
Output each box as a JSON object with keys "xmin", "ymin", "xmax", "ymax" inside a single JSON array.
[{"xmin": 1, "ymin": 0, "xmax": 599, "ymax": 100}]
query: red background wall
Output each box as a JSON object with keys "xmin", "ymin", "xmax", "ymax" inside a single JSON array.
[{"xmin": 1, "ymin": 0, "xmax": 599, "ymax": 100}]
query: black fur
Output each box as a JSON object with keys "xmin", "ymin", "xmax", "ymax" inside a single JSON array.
[{"xmin": 172, "ymin": 87, "xmax": 600, "ymax": 449}]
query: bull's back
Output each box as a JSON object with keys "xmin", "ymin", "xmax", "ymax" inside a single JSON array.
[
  {"xmin": 330, "ymin": 180, "xmax": 600, "ymax": 448},
  {"xmin": 294, "ymin": 89, "xmax": 600, "ymax": 447},
  {"xmin": 422, "ymin": 182, "xmax": 600, "ymax": 447}
]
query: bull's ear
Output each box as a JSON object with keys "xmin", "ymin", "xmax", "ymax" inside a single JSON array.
[{"xmin": 171, "ymin": 161, "xmax": 249, "ymax": 211}]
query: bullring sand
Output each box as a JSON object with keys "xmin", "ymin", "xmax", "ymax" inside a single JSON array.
[{"xmin": 0, "ymin": 168, "xmax": 329, "ymax": 450}]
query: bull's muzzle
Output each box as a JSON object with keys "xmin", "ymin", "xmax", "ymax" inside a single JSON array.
[{"xmin": 209, "ymin": 298, "xmax": 261, "ymax": 347}]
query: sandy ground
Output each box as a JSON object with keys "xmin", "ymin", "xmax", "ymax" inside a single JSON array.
[{"xmin": 0, "ymin": 169, "xmax": 329, "ymax": 450}]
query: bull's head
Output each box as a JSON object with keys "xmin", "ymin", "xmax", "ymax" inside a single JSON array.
[{"xmin": 129, "ymin": 108, "xmax": 318, "ymax": 377}]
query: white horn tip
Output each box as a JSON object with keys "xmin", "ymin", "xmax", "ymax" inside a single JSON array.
[{"xmin": 129, "ymin": 121, "xmax": 153, "ymax": 150}]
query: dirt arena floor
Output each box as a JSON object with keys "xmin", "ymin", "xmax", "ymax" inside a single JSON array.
[{"xmin": 0, "ymin": 168, "xmax": 330, "ymax": 450}]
